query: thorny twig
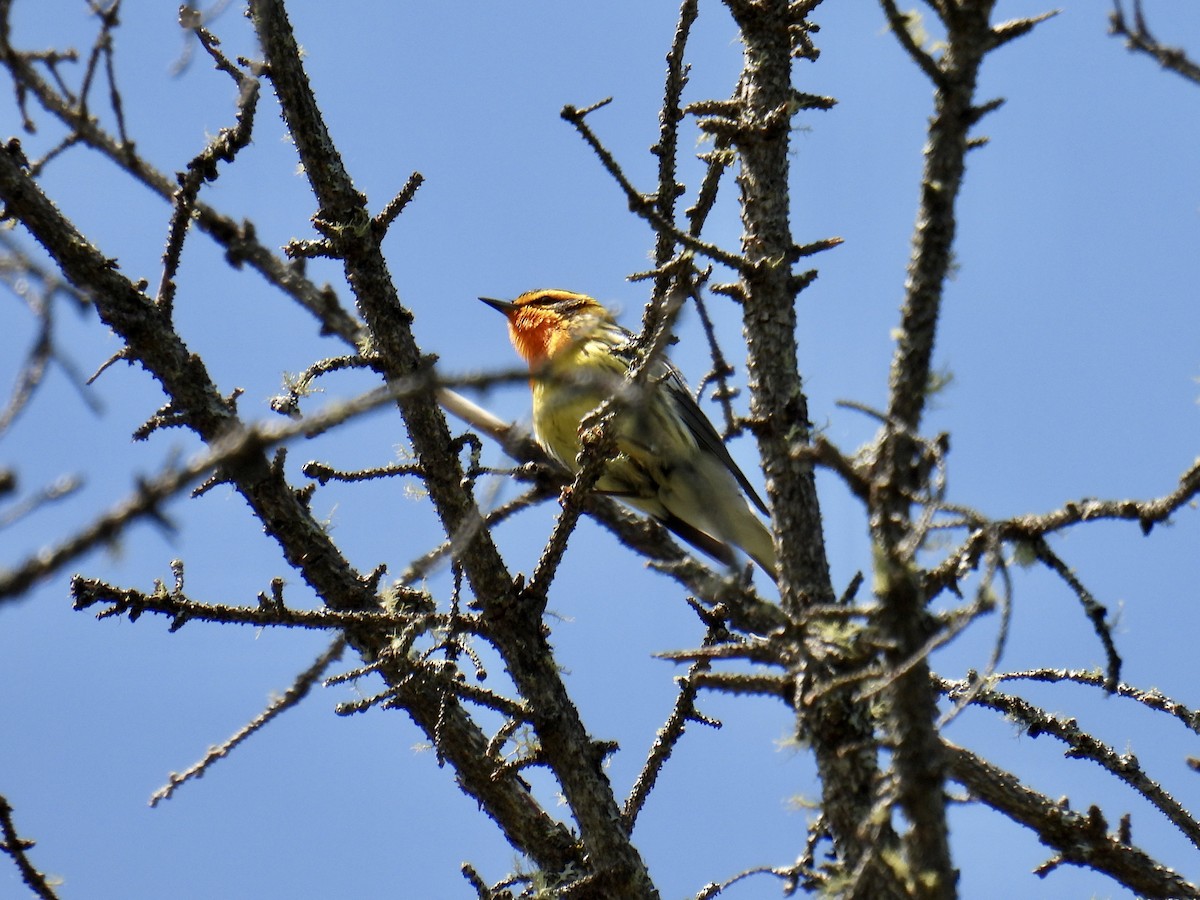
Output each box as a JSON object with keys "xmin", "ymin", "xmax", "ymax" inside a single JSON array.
[
  {"xmin": 149, "ymin": 636, "xmax": 347, "ymax": 806},
  {"xmin": 1110, "ymin": 0, "xmax": 1200, "ymax": 86},
  {"xmin": 0, "ymin": 794, "xmax": 59, "ymax": 900},
  {"xmin": 157, "ymin": 12, "xmax": 259, "ymax": 319},
  {"xmin": 0, "ymin": 383, "xmax": 428, "ymax": 602},
  {"xmin": 938, "ymin": 674, "xmax": 1200, "ymax": 849},
  {"xmin": 948, "ymin": 742, "xmax": 1200, "ymax": 898}
]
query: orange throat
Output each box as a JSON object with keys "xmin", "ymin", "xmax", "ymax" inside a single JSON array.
[{"xmin": 507, "ymin": 308, "xmax": 572, "ymax": 368}]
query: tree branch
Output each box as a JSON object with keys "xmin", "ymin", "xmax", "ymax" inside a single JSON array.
[
  {"xmin": 0, "ymin": 131, "xmax": 584, "ymax": 885},
  {"xmin": 0, "ymin": 794, "xmax": 59, "ymax": 900},
  {"xmin": 1110, "ymin": 0, "xmax": 1200, "ymax": 86},
  {"xmin": 722, "ymin": 1, "xmax": 903, "ymax": 893},
  {"xmin": 947, "ymin": 742, "xmax": 1200, "ymax": 898},
  {"xmin": 247, "ymin": 2, "xmax": 651, "ymax": 893},
  {"xmin": 939, "ymin": 676, "xmax": 1200, "ymax": 849},
  {"xmin": 149, "ymin": 636, "xmax": 347, "ymax": 807},
  {"xmin": 870, "ymin": 3, "xmax": 1053, "ymax": 891}
]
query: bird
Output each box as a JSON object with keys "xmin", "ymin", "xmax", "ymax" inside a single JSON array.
[{"xmin": 480, "ymin": 288, "xmax": 776, "ymax": 578}]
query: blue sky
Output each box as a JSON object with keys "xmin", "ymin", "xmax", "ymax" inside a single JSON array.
[{"xmin": 2, "ymin": 2, "xmax": 1199, "ymax": 897}]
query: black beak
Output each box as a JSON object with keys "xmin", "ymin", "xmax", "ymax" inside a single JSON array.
[{"xmin": 479, "ymin": 296, "xmax": 516, "ymax": 315}]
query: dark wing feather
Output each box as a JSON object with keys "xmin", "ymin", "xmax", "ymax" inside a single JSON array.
[
  {"xmin": 655, "ymin": 510, "xmax": 737, "ymax": 567},
  {"xmin": 610, "ymin": 329, "xmax": 770, "ymax": 517},
  {"xmin": 660, "ymin": 363, "xmax": 770, "ymax": 516}
]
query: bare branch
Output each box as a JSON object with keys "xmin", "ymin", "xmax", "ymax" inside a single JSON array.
[
  {"xmin": 371, "ymin": 171, "xmax": 424, "ymax": 239},
  {"xmin": 879, "ymin": 0, "xmax": 945, "ymax": 86},
  {"xmin": 866, "ymin": 3, "xmax": 1066, "ymax": 888},
  {"xmin": 958, "ymin": 667, "xmax": 1200, "ymax": 735},
  {"xmin": 1110, "ymin": 0, "xmax": 1200, "ymax": 86},
  {"xmin": 948, "ymin": 742, "xmax": 1200, "ymax": 898},
  {"xmin": 70, "ymin": 573, "xmax": 435, "ymax": 633},
  {"xmin": 0, "ymin": 794, "xmax": 59, "ymax": 900},
  {"xmin": 925, "ymin": 455, "xmax": 1200, "ymax": 599},
  {"xmin": 561, "ymin": 99, "xmax": 750, "ymax": 273},
  {"xmin": 623, "ymin": 620, "xmax": 727, "ymax": 831},
  {"xmin": 157, "ymin": 19, "xmax": 259, "ymax": 319},
  {"xmin": 0, "ymin": 473, "xmax": 82, "ymax": 531},
  {"xmin": 1028, "ymin": 538, "xmax": 1121, "ymax": 690},
  {"xmin": 0, "ymin": 121, "xmax": 584, "ymax": 881},
  {"xmin": 645, "ymin": 0, "xmax": 699, "ymax": 320},
  {"xmin": 150, "ymin": 636, "xmax": 347, "ymax": 807},
  {"xmin": 0, "ymin": 383, "xmax": 416, "ymax": 603},
  {"xmin": 248, "ymin": 2, "xmax": 645, "ymax": 890},
  {"xmin": 0, "ymin": 17, "xmax": 365, "ymax": 344},
  {"xmin": 939, "ymin": 676, "xmax": 1200, "ymax": 850},
  {"xmin": 721, "ymin": 0, "xmax": 896, "ymax": 890}
]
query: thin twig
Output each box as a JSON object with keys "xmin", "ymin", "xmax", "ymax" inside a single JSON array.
[
  {"xmin": 623, "ymin": 620, "xmax": 725, "ymax": 830},
  {"xmin": 561, "ymin": 100, "xmax": 748, "ymax": 273},
  {"xmin": 0, "ymin": 793, "xmax": 60, "ymax": 900},
  {"xmin": 1110, "ymin": 0, "xmax": 1200, "ymax": 86},
  {"xmin": 157, "ymin": 17, "xmax": 259, "ymax": 318},
  {"xmin": 0, "ymin": 383, "xmax": 418, "ymax": 602},
  {"xmin": 938, "ymin": 676, "xmax": 1200, "ymax": 849},
  {"xmin": 150, "ymin": 636, "xmax": 347, "ymax": 806}
]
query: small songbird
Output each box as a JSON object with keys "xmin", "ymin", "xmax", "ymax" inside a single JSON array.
[{"xmin": 480, "ymin": 289, "xmax": 776, "ymax": 578}]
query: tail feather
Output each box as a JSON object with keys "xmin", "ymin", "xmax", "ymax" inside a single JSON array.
[{"xmin": 657, "ymin": 507, "xmax": 776, "ymax": 583}]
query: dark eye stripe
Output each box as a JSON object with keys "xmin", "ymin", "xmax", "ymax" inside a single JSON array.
[{"xmin": 518, "ymin": 289, "xmax": 590, "ymax": 310}]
